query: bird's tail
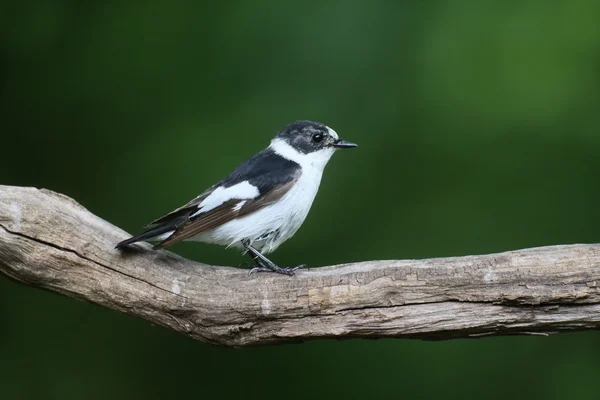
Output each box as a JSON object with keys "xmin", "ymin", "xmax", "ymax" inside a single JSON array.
[{"xmin": 115, "ymin": 217, "xmax": 187, "ymax": 249}]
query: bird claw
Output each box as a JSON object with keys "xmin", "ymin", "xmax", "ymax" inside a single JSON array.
[
  {"xmin": 248, "ymin": 265, "xmax": 270, "ymax": 275},
  {"xmin": 243, "ymin": 242, "xmax": 308, "ymax": 276},
  {"xmin": 248, "ymin": 263, "xmax": 308, "ymax": 276},
  {"xmin": 292, "ymin": 264, "xmax": 309, "ymax": 271}
]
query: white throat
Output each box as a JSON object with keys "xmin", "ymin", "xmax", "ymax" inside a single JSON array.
[{"xmin": 270, "ymin": 138, "xmax": 335, "ymax": 172}]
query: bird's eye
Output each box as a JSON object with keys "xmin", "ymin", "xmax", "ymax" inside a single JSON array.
[{"xmin": 312, "ymin": 133, "xmax": 324, "ymax": 143}]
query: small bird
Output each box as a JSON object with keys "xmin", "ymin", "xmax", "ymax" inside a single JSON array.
[{"xmin": 116, "ymin": 120, "xmax": 357, "ymax": 275}]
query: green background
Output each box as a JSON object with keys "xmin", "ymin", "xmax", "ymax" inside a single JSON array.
[{"xmin": 2, "ymin": 1, "xmax": 600, "ymax": 399}]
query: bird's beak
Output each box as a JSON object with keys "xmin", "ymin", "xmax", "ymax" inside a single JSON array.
[{"xmin": 332, "ymin": 139, "xmax": 358, "ymax": 149}]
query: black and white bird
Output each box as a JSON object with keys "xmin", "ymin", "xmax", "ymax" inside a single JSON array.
[{"xmin": 116, "ymin": 120, "xmax": 357, "ymax": 275}]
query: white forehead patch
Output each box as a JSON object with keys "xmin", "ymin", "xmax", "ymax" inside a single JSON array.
[{"xmin": 326, "ymin": 126, "xmax": 339, "ymax": 141}]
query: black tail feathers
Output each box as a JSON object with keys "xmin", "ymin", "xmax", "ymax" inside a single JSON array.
[{"xmin": 115, "ymin": 224, "xmax": 177, "ymax": 249}]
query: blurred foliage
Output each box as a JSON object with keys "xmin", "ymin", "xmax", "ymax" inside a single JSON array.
[{"xmin": 2, "ymin": 1, "xmax": 600, "ymax": 399}]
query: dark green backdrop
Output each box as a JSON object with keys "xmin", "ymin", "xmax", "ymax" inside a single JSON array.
[{"xmin": 2, "ymin": 1, "xmax": 600, "ymax": 399}]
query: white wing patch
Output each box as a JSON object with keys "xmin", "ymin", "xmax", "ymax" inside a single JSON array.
[
  {"xmin": 191, "ymin": 181, "xmax": 259, "ymax": 217},
  {"xmin": 232, "ymin": 200, "xmax": 248, "ymax": 211}
]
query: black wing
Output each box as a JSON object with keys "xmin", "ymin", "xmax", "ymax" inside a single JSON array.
[{"xmin": 116, "ymin": 148, "xmax": 301, "ymax": 249}]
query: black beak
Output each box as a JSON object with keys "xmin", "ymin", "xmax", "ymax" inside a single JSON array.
[{"xmin": 332, "ymin": 139, "xmax": 358, "ymax": 149}]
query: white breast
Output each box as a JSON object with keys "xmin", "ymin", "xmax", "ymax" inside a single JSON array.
[{"xmin": 192, "ymin": 139, "xmax": 336, "ymax": 253}]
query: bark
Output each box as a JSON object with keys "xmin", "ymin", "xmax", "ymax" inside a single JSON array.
[{"xmin": 1, "ymin": 185, "xmax": 599, "ymax": 346}]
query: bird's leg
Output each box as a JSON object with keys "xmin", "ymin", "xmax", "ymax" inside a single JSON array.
[
  {"xmin": 244, "ymin": 247, "xmax": 271, "ymax": 273},
  {"xmin": 242, "ymin": 240, "xmax": 268, "ymax": 270},
  {"xmin": 242, "ymin": 241, "xmax": 306, "ymax": 276}
]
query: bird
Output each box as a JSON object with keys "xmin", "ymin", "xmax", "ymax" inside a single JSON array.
[{"xmin": 115, "ymin": 120, "xmax": 358, "ymax": 275}]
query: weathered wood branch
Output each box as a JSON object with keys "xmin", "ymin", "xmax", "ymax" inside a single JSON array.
[{"xmin": 1, "ymin": 185, "xmax": 599, "ymax": 346}]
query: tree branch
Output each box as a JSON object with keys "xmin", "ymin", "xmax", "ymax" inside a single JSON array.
[{"xmin": 1, "ymin": 185, "xmax": 599, "ymax": 346}]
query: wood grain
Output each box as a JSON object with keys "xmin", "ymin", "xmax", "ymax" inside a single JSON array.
[{"xmin": 1, "ymin": 185, "xmax": 599, "ymax": 346}]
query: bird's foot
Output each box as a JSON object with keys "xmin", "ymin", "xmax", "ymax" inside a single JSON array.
[{"xmin": 249, "ymin": 263, "xmax": 308, "ymax": 276}]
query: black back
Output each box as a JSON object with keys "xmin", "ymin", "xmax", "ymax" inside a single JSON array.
[{"xmin": 221, "ymin": 147, "xmax": 301, "ymax": 195}]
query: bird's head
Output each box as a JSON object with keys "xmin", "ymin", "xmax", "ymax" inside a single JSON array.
[{"xmin": 273, "ymin": 120, "xmax": 357, "ymax": 169}]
